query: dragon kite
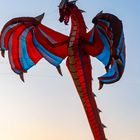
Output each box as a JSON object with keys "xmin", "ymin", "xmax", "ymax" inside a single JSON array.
[{"xmin": 0, "ymin": 0, "xmax": 126, "ymax": 140}]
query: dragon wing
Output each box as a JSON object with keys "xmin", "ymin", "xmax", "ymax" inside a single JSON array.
[
  {"xmin": 84, "ymin": 11, "xmax": 126, "ymax": 89},
  {"xmin": 0, "ymin": 14, "xmax": 68, "ymax": 80}
]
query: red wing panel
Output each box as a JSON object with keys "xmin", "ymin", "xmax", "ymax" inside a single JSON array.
[
  {"xmin": 34, "ymin": 25, "xmax": 68, "ymax": 59},
  {"xmin": 26, "ymin": 29, "xmax": 42, "ymax": 64},
  {"xmin": 9, "ymin": 25, "xmax": 26, "ymax": 73},
  {"xmin": 84, "ymin": 12, "xmax": 126, "ymax": 89},
  {"xmin": 38, "ymin": 24, "xmax": 68, "ymax": 45},
  {"xmin": 84, "ymin": 27, "xmax": 104, "ymax": 57},
  {"xmin": 0, "ymin": 15, "xmax": 68, "ymax": 76}
]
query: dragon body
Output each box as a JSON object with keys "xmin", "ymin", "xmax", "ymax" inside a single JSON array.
[
  {"xmin": 66, "ymin": 5, "xmax": 106, "ymax": 139},
  {"xmin": 0, "ymin": 0, "xmax": 126, "ymax": 140}
]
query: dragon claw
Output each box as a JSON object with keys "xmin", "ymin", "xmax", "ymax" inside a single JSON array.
[
  {"xmin": 1, "ymin": 50, "xmax": 5, "ymax": 58},
  {"xmin": 99, "ymin": 81, "xmax": 104, "ymax": 90}
]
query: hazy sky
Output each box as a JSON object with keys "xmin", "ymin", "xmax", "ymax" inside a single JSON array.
[{"xmin": 0, "ymin": 0, "xmax": 140, "ymax": 140}]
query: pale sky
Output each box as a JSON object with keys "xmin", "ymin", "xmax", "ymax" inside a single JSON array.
[{"xmin": 0, "ymin": 0, "xmax": 140, "ymax": 140}]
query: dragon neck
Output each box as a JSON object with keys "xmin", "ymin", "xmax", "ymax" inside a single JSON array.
[{"xmin": 70, "ymin": 6, "xmax": 87, "ymax": 39}]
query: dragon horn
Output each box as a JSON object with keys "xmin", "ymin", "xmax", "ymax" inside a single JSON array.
[
  {"xmin": 70, "ymin": 0, "xmax": 78, "ymax": 3},
  {"xmin": 59, "ymin": 0, "xmax": 68, "ymax": 8},
  {"xmin": 70, "ymin": 0, "xmax": 78, "ymax": 4},
  {"xmin": 35, "ymin": 13, "xmax": 45, "ymax": 22},
  {"xmin": 80, "ymin": 9, "xmax": 86, "ymax": 13},
  {"xmin": 60, "ymin": 0, "xmax": 68, "ymax": 5},
  {"xmin": 64, "ymin": 0, "xmax": 68, "ymax": 2}
]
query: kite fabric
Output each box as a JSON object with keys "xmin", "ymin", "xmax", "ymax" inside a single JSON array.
[
  {"xmin": 0, "ymin": 14, "xmax": 68, "ymax": 79},
  {"xmin": 0, "ymin": 0, "xmax": 126, "ymax": 140}
]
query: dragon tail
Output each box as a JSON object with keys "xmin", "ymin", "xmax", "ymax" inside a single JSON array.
[{"xmin": 66, "ymin": 47, "xmax": 107, "ymax": 140}]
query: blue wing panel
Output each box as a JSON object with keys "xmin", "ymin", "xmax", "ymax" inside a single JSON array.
[
  {"xmin": 96, "ymin": 28, "xmax": 110, "ymax": 66},
  {"xmin": 99, "ymin": 60, "xmax": 119, "ymax": 83},
  {"xmin": 19, "ymin": 27, "xmax": 35, "ymax": 71}
]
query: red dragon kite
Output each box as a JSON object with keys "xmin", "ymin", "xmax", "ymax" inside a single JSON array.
[{"xmin": 0, "ymin": 0, "xmax": 126, "ymax": 140}]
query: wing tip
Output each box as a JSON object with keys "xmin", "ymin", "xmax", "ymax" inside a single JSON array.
[
  {"xmin": 56, "ymin": 65, "xmax": 63, "ymax": 76},
  {"xmin": 19, "ymin": 73, "xmax": 25, "ymax": 82},
  {"xmin": 35, "ymin": 13, "xmax": 45, "ymax": 22}
]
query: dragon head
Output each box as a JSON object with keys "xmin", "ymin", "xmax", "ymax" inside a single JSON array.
[{"xmin": 58, "ymin": 0, "xmax": 77, "ymax": 25}]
